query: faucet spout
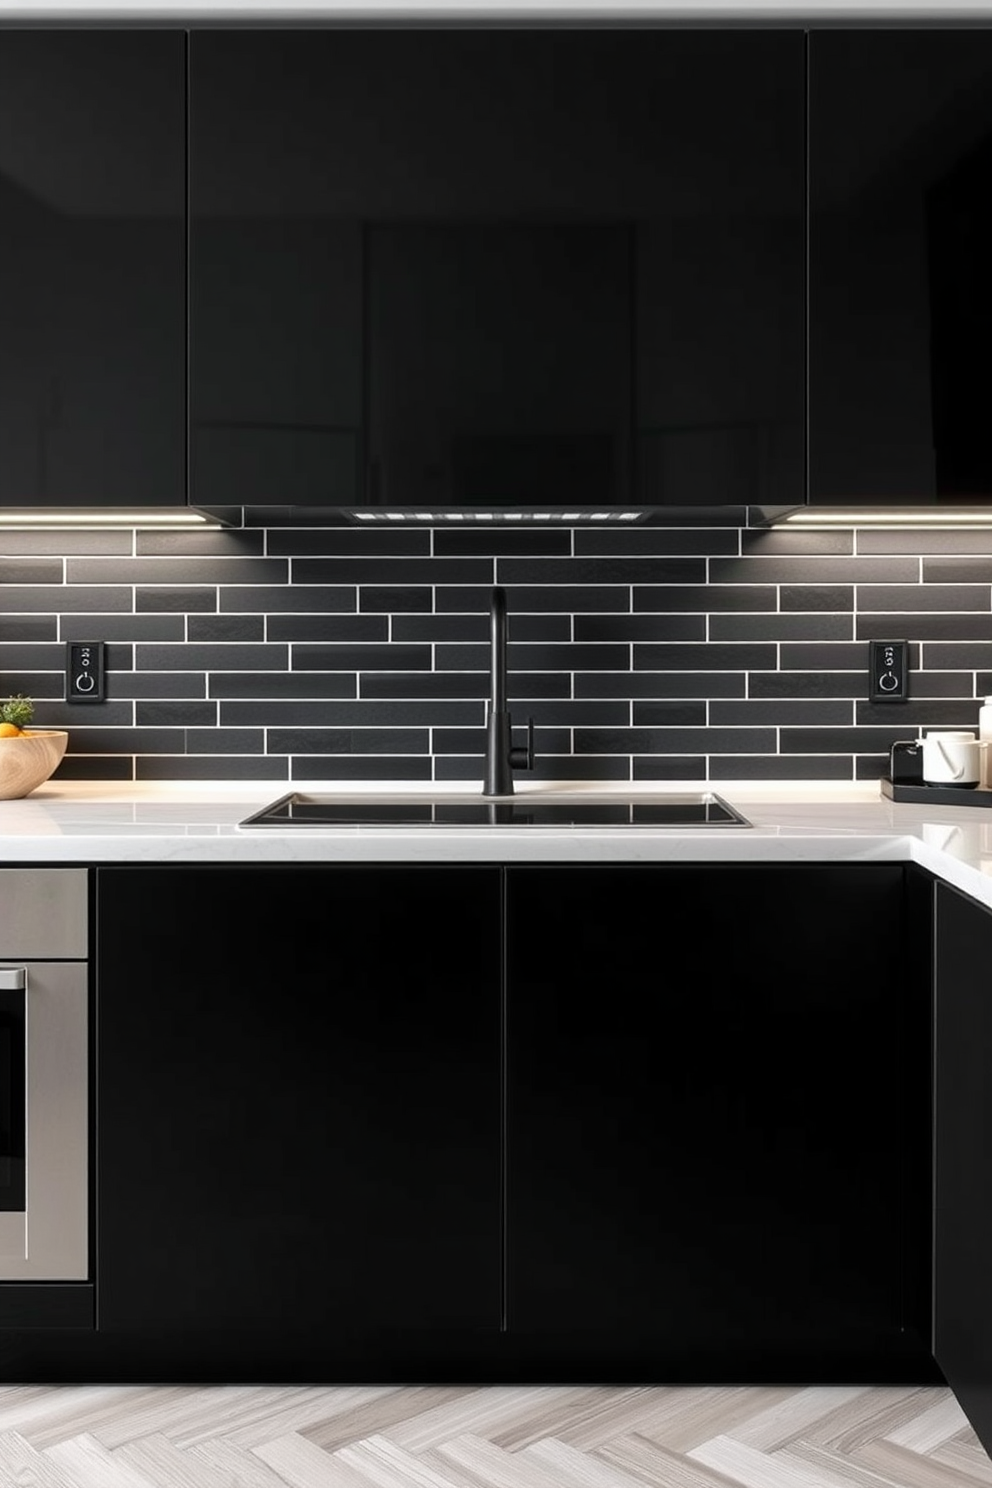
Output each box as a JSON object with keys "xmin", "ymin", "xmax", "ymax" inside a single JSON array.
[{"xmin": 483, "ymin": 586, "xmax": 534, "ymax": 797}]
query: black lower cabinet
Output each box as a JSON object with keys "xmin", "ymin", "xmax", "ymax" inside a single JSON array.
[
  {"xmin": 934, "ymin": 881, "xmax": 992, "ymax": 1458},
  {"xmin": 506, "ymin": 864, "xmax": 935, "ymax": 1380},
  {"xmin": 92, "ymin": 864, "xmax": 502, "ymax": 1379},
  {"xmin": 0, "ymin": 860, "xmax": 941, "ymax": 1385}
]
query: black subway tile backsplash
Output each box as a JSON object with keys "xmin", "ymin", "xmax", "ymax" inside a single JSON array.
[{"xmin": 4, "ymin": 516, "xmax": 991, "ymax": 784}]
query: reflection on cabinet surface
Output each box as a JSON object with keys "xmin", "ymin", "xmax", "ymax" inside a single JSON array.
[
  {"xmin": 0, "ymin": 31, "xmax": 185, "ymax": 508},
  {"xmin": 189, "ymin": 28, "xmax": 804, "ymax": 513},
  {"xmin": 810, "ymin": 29, "xmax": 992, "ymax": 506}
]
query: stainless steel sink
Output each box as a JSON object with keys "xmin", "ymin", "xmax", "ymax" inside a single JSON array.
[{"xmin": 238, "ymin": 790, "xmax": 752, "ymax": 829}]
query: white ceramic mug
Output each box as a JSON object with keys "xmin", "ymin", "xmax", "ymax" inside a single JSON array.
[{"xmin": 922, "ymin": 730, "xmax": 980, "ymax": 787}]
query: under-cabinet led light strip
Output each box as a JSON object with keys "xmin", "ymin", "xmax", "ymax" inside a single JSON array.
[
  {"xmin": 349, "ymin": 510, "xmax": 645, "ymax": 523},
  {"xmin": 0, "ymin": 509, "xmax": 218, "ymax": 528},
  {"xmin": 776, "ymin": 507, "xmax": 992, "ymax": 529}
]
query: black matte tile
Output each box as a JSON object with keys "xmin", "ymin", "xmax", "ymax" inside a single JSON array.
[
  {"xmin": 209, "ymin": 674, "xmax": 356, "ymax": 700},
  {"xmin": 742, "ymin": 530, "xmax": 853, "ymax": 556},
  {"xmin": 53, "ymin": 756, "xmax": 135, "ymax": 781},
  {"xmin": 904, "ymin": 670, "xmax": 975, "ymax": 700},
  {"xmin": 437, "ymin": 642, "xmax": 629, "ymax": 673},
  {"xmin": 432, "ymin": 529, "xmax": 570, "ymax": 556},
  {"xmin": 136, "ymin": 643, "xmax": 288, "ymax": 672},
  {"xmin": 575, "ymin": 528, "xmax": 739, "ymax": 557},
  {"xmin": 709, "ymin": 700, "xmax": 854, "ymax": 726},
  {"xmin": 854, "ymin": 756, "xmax": 891, "ymax": 781},
  {"xmin": 0, "ymin": 617, "xmax": 57, "ymax": 641},
  {"xmin": 922, "ymin": 556, "xmax": 992, "ymax": 583},
  {"xmin": 779, "ymin": 643, "xmax": 869, "ymax": 670},
  {"xmin": 112, "ymin": 673, "xmax": 208, "ymax": 700},
  {"xmin": 35, "ymin": 702, "xmax": 134, "ymax": 727},
  {"xmin": 360, "ymin": 586, "xmax": 432, "ymax": 614},
  {"xmin": 291, "ymin": 756, "xmax": 432, "ymax": 782},
  {"xmin": 574, "ymin": 615, "xmax": 705, "ymax": 642},
  {"xmin": 393, "ymin": 613, "xmax": 570, "ymax": 643},
  {"xmin": 68, "ymin": 557, "xmax": 288, "ymax": 585},
  {"xmin": 0, "ymin": 530, "xmax": 131, "ymax": 555},
  {"xmin": 267, "ymin": 728, "xmax": 429, "ymax": 755},
  {"xmin": 61, "ymin": 614, "xmax": 186, "ymax": 642},
  {"xmin": 2, "ymin": 585, "xmax": 132, "ymax": 612},
  {"xmin": 575, "ymin": 672, "xmax": 746, "ymax": 699},
  {"xmin": 858, "ymin": 530, "xmax": 992, "ymax": 554},
  {"xmin": 629, "ymin": 702, "xmax": 708, "ymax": 727},
  {"xmin": 634, "ymin": 642, "xmax": 777, "ymax": 671},
  {"xmin": 0, "ymin": 559, "xmax": 63, "ymax": 585},
  {"xmin": 856, "ymin": 701, "xmax": 973, "ymax": 728},
  {"xmin": 136, "ymin": 587, "xmax": 217, "ymax": 613},
  {"xmin": 749, "ymin": 671, "xmax": 870, "ymax": 700},
  {"xmin": 0, "ymin": 644, "xmax": 65, "ymax": 669},
  {"xmin": 633, "ymin": 585, "xmax": 777, "ymax": 613},
  {"xmin": 219, "ymin": 585, "xmax": 356, "ymax": 614},
  {"xmin": 135, "ymin": 701, "xmax": 218, "ymax": 728},
  {"xmin": 106, "ymin": 643, "xmax": 135, "ymax": 672},
  {"xmin": 186, "ymin": 728, "xmax": 265, "ymax": 754},
  {"xmin": 498, "ymin": 557, "xmax": 706, "ymax": 585},
  {"xmin": 711, "ymin": 556, "xmax": 919, "ymax": 583},
  {"xmin": 267, "ymin": 529, "xmax": 431, "ymax": 556},
  {"xmin": 781, "ymin": 585, "xmax": 854, "ymax": 612},
  {"xmin": 714, "ymin": 755, "xmax": 854, "ymax": 780},
  {"xmin": 360, "ymin": 672, "xmax": 570, "ymax": 701},
  {"xmin": 138, "ymin": 756, "xmax": 288, "ymax": 781},
  {"xmin": 188, "ymin": 615, "xmax": 266, "ymax": 642},
  {"xmin": 136, "ymin": 530, "xmax": 266, "ymax": 557},
  {"xmin": 447, "ymin": 584, "xmax": 632, "ymax": 615},
  {"xmin": 859, "ymin": 583, "xmax": 991, "ymax": 611},
  {"xmin": 223, "ymin": 699, "xmax": 481, "ymax": 728},
  {"xmin": 924, "ymin": 642, "xmax": 992, "ymax": 670},
  {"xmin": 510, "ymin": 701, "xmax": 630, "ymax": 726},
  {"xmin": 857, "ymin": 614, "xmax": 992, "ymax": 642},
  {"xmin": 576, "ymin": 727, "xmax": 777, "ymax": 754},
  {"xmin": 65, "ymin": 728, "xmax": 181, "ymax": 754},
  {"xmin": 293, "ymin": 643, "xmax": 431, "ymax": 672},
  {"xmin": 710, "ymin": 614, "xmax": 852, "ymax": 641},
  {"xmin": 2, "ymin": 676, "xmax": 68, "ymax": 702},
  {"xmin": 295, "ymin": 557, "xmax": 491, "ymax": 585},
  {"xmin": 632, "ymin": 757, "xmax": 708, "ymax": 781},
  {"xmin": 782, "ymin": 726, "xmax": 912, "ymax": 754},
  {"xmin": 266, "ymin": 615, "xmax": 387, "ymax": 643}
]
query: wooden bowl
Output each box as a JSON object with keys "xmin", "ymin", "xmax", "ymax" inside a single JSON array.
[{"xmin": 0, "ymin": 730, "xmax": 68, "ymax": 800}]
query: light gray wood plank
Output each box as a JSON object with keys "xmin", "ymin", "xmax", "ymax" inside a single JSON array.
[
  {"xmin": 300, "ymin": 1390, "xmax": 472, "ymax": 1454},
  {"xmin": 187, "ymin": 1437, "xmax": 304, "ymax": 1488},
  {"xmin": 254, "ymin": 1433, "xmax": 387, "ymax": 1488},
  {"xmin": 45, "ymin": 1432, "xmax": 161, "ymax": 1488},
  {"xmin": 595, "ymin": 1431, "xmax": 754, "ymax": 1488},
  {"xmin": 856, "ymin": 1438, "xmax": 992, "ymax": 1488},
  {"xmin": 689, "ymin": 1432, "xmax": 848, "ymax": 1488},
  {"xmin": 523, "ymin": 1435, "xmax": 669, "ymax": 1488},
  {"xmin": 114, "ymin": 1432, "xmax": 234, "ymax": 1488},
  {"xmin": 435, "ymin": 1431, "xmax": 581, "ymax": 1488},
  {"xmin": 720, "ymin": 1387, "xmax": 872, "ymax": 1451},
  {"xmin": 335, "ymin": 1433, "xmax": 471, "ymax": 1488},
  {"xmin": 884, "ymin": 1393, "xmax": 972, "ymax": 1452},
  {"xmin": 0, "ymin": 1430, "xmax": 80, "ymax": 1488}
]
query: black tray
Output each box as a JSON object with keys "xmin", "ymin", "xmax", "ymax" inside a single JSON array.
[{"xmin": 880, "ymin": 776, "xmax": 992, "ymax": 807}]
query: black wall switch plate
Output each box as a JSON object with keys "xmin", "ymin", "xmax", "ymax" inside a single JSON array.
[
  {"xmin": 66, "ymin": 641, "xmax": 105, "ymax": 703},
  {"xmin": 869, "ymin": 640, "xmax": 909, "ymax": 702}
]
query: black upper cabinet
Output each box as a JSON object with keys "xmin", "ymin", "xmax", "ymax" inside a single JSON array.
[
  {"xmin": 809, "ymin": 29, "xmax": 992, "ymax": 506},
  {"xmin": 0, "ymin": 31, "xmax": 185, "ymax": 509},
  {"xmin": 189, "ymin": 28, "xmax": 804, "ymax": 514}
]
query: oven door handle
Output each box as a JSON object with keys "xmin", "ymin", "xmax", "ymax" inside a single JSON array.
[{"xmin": 0, "ymin": 968, "xmax": 26, "ymax": 991}]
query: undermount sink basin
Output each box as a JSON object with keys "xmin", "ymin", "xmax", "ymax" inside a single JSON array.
[{"xmin": 238, "ymin": 790, "xmax": 752, "ymax": 829}]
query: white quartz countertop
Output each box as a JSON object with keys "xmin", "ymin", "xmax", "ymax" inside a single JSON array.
[{"xmin": 3, "ymin": 776, "xmax": 992, "ymax": 909}]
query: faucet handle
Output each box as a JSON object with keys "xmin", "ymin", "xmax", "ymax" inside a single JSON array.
[{"xmin": 510, "ymin": 716, "xmax": 535, "ymax": 772}]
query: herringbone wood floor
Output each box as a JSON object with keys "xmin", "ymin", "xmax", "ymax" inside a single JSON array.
[{"xmin": 0, "ymin": 1384, "xmax": 984, "ymax": 1487}]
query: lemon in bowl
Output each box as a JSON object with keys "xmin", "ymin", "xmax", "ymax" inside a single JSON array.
[{"xmin": 0, "ymin": 697, "xmax": 68, "ymax": 800}]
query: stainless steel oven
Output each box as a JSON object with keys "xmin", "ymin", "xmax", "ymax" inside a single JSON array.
[{"xmin": 0, "ymin": 870, "xmax": 88, "ymax": 1281}]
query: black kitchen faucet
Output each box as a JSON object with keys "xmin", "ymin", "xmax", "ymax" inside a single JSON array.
[{"xmin": 483, "ymin": 586, "xmax": 535, "ymax": 797}]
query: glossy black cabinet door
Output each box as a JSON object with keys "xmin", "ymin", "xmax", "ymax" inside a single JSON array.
[
  {"xmin": 934, "ymin": 881, "xmax": 992, "ymax": 1458},
  {"xmin": 0, "ymin": 32, "xmax": 185, "ymax": 508},
  {"xmin": 96, "ymin": 865, "xmax": 501, "ymax": 1379},
  {"xmin": 189, "ymin": 29, "xmax": 804, "ymax": 512},
  {"xmin": 810, "ymin": 30, "xmax": 992, "ymax": 505},
  {"xmin": 506, "ymin": 864, "xmax": 933, "ymax": 1379}
]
